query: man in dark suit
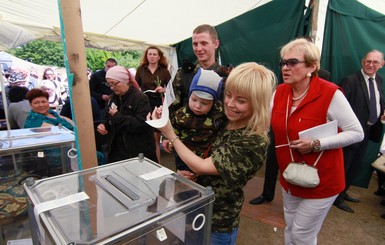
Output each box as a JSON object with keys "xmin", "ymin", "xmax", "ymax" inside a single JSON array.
[{"xmin": 335, "ymin": 50, "xmax": 385, "ymax": 213}]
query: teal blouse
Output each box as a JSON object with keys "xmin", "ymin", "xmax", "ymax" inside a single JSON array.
[{"xmin": 24, "ymin": 109, "xmax": 73, "ymax": 131}]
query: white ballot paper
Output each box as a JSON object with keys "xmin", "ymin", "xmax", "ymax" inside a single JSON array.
[
  {"xmin": 145, "ymin": 73, "xmax": 176, "ymax": 128},
  {"xmin": 298, "ymin": 120, "xmax": 338, "ymax": 139}
]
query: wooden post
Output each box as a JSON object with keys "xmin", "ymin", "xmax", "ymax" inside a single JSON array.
[
  {"xmin": 311, "ymin": 0, "xmax": 319, "ymax": 43},
  {"xmin": 59, "ymin": 0, "xmax": 97, "ymax": 169}
]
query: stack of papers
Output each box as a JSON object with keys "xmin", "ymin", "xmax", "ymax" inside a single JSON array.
[{"xmin": 298, "ymin": 120, "xmax": 338, "ymax": 139}]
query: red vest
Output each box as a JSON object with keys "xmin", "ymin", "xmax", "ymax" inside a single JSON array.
[{"xmin": 272, "ymin": 76, "xmax": 345, "ymax": 198}]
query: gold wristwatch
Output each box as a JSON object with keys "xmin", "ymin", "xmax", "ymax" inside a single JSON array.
[{"xmin": 312, "ymin": 139, "xmax": 321, "ymax": 152}]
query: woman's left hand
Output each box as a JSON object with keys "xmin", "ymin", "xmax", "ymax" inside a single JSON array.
[
  {"xmin": 155, "ymin": 86, "xmax": 165, "ymax": 93},
  {"xmin": 109, "ymin": 107, "xmax": 118, "ymax": 116},
  {"xmin": 289, "ymin": 138, "xmax": 313, "ymax": 154}
]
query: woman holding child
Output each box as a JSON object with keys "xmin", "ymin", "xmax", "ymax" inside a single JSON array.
[{"xmin": 149, "ymin": 62, "xmax": 276, "ymax": 245}]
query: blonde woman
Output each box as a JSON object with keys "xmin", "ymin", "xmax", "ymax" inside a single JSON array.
[
  {"xmin": 272, "ymin": 38, "xmax": 364, "ymax": 244},
  {"xmin": 149, "ymin": 62, "xmax": 276, "ymax": 245}
]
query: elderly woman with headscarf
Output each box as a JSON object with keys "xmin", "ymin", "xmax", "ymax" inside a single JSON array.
[{"xmin": 96, "ymin": 66, "xmax": 157, "ymax": 163}]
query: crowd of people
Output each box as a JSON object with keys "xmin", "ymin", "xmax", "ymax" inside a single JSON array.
[
  {"xmin": 147, "ymin": 25, "xmax": 383, "ymax": 244},
  {"xmin": 1, "ymin": 66, "xmax": 68, "ymax": 125},
  {"xmin": 1, "ymin": 23, "xmax": 385, "ymax": 245}
]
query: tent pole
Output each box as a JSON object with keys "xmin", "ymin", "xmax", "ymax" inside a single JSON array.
[
  {"xmin": 58, "ymin": 0, "xmax": 97, "ymax": 169},
  {"xmin": 0, "ymin": 64, "xmax": 10, "ymax": 136},
  {"xmin": 310, "ymin": 0, "xmax": 319, "ymax": 43}
]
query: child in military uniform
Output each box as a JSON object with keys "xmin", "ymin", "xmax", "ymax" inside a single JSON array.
[{"xmin": 163, "ymin": 68, "xmax": 226, "ymax": 181}]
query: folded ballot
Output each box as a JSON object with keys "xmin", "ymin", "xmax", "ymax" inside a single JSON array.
[{"xmin": 298, "ymin": 120, "xmax": 338, "ymax": 139}]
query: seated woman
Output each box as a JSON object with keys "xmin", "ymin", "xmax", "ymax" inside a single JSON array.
[
  {"xmin": 20, "ymin": 89, "xmax": 74, "ymax": 175},
  {"xmin": 24, "ymin": 88, "xmax": 73, "ymax": 130}
]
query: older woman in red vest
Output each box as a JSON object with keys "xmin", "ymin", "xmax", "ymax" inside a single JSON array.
[{"xmin": 271, "ymin": 38, "xmax": 364, "ymax": 244}]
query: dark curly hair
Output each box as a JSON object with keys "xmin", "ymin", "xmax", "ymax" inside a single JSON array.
[{"xmin": 26, "ymin": 88, "xmax": 49, "ymax": 103}]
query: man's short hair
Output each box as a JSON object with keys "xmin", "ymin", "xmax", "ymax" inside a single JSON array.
[
  {"xmin": 106, "ymin": 58, "xmax": 117, "ymax": 65},
  {"xmin": 193, "ymin": 24, "xmax": 218, "ymax": 40}
]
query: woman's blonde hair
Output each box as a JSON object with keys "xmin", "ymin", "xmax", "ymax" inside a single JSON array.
[
  {"xmin": 225, "ymin": 62, "xmax": 277, "ymax": 141},
  {"xmin": 280, "ymin": 38, "xmax": 320, "ymax": 75}
]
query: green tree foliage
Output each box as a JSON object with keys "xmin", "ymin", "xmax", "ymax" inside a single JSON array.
[
  {"xmin": 10, "ymin": 40, "xmax": 65, "ymax": 67},
  {"xmin": 9, "ymin": 40, "xmax": 142, "ymax": 71}
]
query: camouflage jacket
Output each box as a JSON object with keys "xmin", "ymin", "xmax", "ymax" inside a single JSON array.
[
  {"xmin": 198, "ymin": 128, "xmax": 268, "ymax": 232},
  {"xmin": 171, "ymin": 101, "xmax": 226, "ymax": 171}
]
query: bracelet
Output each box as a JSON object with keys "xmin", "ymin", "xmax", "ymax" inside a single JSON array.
[{"xmin": 170, "ymin": 136, "xmax": 179, "ymax": 145}]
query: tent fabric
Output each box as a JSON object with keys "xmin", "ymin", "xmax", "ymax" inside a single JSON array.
[
  {"xmin": 175, "ymin": 0, "xmax": 308, "ymax": 77},
  {"xmin": 0, "ymin": 51, "xmax": 48, "ymax": 74},
  {"xmin": 0, "ymin": 0, "xmax": 272, "ymax": 52},
  {"xmin": 321, "ymin": 0, "xmax": 385, "ymax": 188},
  {"xmin": 321, "ymin": 0, "xmax": 385, "ymax": 84}
]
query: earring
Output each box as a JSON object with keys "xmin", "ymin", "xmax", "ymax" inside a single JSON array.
[{"xmin": 307, "ymin": 72, "xmax": 312, "ymax": 77}]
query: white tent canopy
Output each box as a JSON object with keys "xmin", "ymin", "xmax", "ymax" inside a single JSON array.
[
  {"xmin": 0, "ymin": 0, "xmax": 273, "ymax": 53},
  {"xmin": 1, "ymin": 0, "xmax": 385, "ymax": 52},
  {"xmin": 0, "ymin": 51, "xmax": 45, "ymax": 72}
]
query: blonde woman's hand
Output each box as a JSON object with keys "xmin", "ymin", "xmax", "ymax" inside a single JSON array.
[
  {"xmin": 151, "ymin": 106, "xmax": 163, "ymax": 120},
  {"xmin": 177, "ymin": 170, "xmax": 197, "ymax": 182}
]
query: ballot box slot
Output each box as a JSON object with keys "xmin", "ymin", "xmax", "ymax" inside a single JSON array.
[
  {"xmin": 90, "ymin": 173, "xmax": 154, "ymax": 211},
  {"xmin": 104, "ymin": 174, "xmax": 140, "ymax": 201}
]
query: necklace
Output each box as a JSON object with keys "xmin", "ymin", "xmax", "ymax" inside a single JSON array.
[{"xmin": 292, "ymin": 85, "xmax": 310, "ymax": 101}]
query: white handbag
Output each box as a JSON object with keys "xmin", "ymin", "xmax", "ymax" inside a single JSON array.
[
  {"xmin": 283, "ymin": 158, "xmax": 321, "ymax": 188},
  {"xmin": 282, "ymin": 96, "xmax": 323, "ymax": 188}
]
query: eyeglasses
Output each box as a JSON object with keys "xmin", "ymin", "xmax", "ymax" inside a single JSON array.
[
  {"xmin": 364, "ymin": 60, "xmax": 380, "ymax": 66},
  {"xmin": 279, "ymin": 59, "xmax": 306, "ymax": 68},
  {"xmin": 108, "ymin": 81, "xmax": 120, "ymax": 88}
]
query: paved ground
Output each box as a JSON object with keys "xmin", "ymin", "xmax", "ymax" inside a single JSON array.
[
  {"xmin": 238, "ymin": 174, "xmax": 385, "ymax": 245},
  {"xmin": 161, "ymin": 150, "xmax": 385, "ymax": 245}
]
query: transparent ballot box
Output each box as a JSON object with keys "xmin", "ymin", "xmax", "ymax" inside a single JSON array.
[
  {"xmin": 0, "ymin": 126, "xmax": 76, "ymax": 177},
  {"xmin": 24, "ymin": 157, "xmax": 214, "ymax": 244}
]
